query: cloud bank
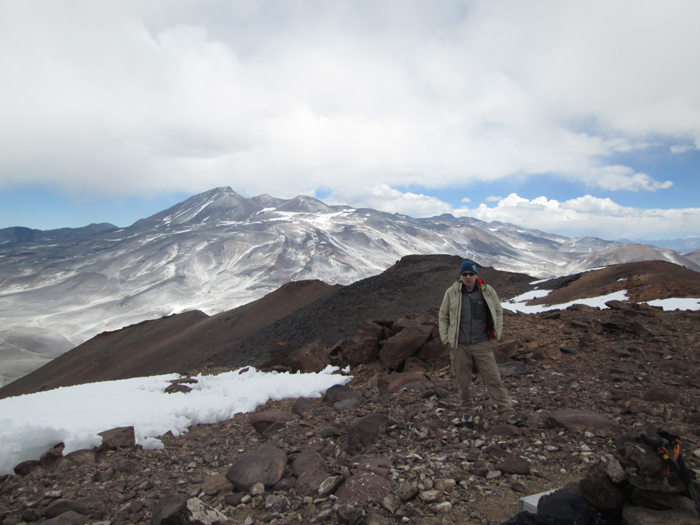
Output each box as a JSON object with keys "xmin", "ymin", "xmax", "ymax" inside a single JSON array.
[
  {"xmin": 0, "ymin": 1, "xmax": 698, "ymax": 240},
  {"xmin": 457, "ymin": 193, "xmax": 700, "ymax": 240}
]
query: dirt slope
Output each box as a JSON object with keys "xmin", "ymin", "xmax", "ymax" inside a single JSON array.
[
  {"xmin": 531, "ymin": 260, "xmax": 700, "ymax": 304},
  {"xmin": 0, "ymin": 279, "xmax": 340, "ymax": 399}
]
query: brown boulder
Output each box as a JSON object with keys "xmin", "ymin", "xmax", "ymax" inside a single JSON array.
[
  {"xmin": 495, "ymin": 456, "xmax": 530, "ymax": 475},
  {"xmin": 494, "ymin": 340, "xmax": 520, "ymax": 363},
  {"xmin": 417, "ymin": 337, "xmax": 447, "ymax": 364},
  {"xmin": 342, "ymin": 321, "xmax": 385, "ymax": 366},
  {"xmin": 379, "ymin": 324, "xmax": 432, "ymax": 370},
  {"xmin": 287, "ymin": 340, "xmax": 331, "ymax": 373},
  {"xmin": 292, "ymin": 397, "xmax": 317, "ymax": 417},
  {"xmin": 402, "ymin": 356, "xmax": 430, "ymax": 373},
  {"xmin": 39, "ymin": 443, "xmax": 64, "ymax": 468},
  {"xmin": 249, "ymin": 411, "xmax": 299, "ymax": 436},
  {"xmin": 98, "ymin": 426, "xmax": 135, "ymax": 450},
  {"xmin": 14, "ymin": 460, "xmax": 41, "ymax": 477},
  {"xmin": 642, "ymin": 384, "xmax": 678, "ymax": 403}
]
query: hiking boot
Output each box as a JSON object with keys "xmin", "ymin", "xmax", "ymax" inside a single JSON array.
[
  {"xmin": 506, "ymin": 416, "xmax": 525, "ymax": 427},
  {"xmin": 456, "ymin": 414, "xmax": 475, "ymax": 428}
]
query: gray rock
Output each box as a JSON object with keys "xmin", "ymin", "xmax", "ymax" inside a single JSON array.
[
  {"xmin": 44, "ymin": 500, "xmax": 87, "ymax": 519},
  {"xmin": 225, "ymin": 444, "xmax": 287, "ymax": 491},
  {"xmin": 346, "ymin": 413, "xmax": 389, "ymax": 451},
  {"xmin": 548, "ymin": 409, "xmax": 619, "ymax": 434}
]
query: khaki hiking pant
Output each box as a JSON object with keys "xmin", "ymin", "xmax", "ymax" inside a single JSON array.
[{"xmin": 451, "ymin": 340, "xmax": 515, "ymax": 421}]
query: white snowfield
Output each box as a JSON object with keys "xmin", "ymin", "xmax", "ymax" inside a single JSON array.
[{"xmin": 0, "ymin": 365, "xmax": 350, "ymax": 476}]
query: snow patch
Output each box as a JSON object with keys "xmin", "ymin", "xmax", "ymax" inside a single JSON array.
[
  {"xmin": 503, "ymin": 290, "xmax": 630, "ymax": 314},
  {"xmin": 0, "ymin": 366, "xmax": 350, "ymax": 475},
  {"xmin": 644, "ymin": 298, "xmax": 700, "ymax": 311}
]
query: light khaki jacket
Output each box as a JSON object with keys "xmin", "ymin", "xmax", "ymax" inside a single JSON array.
[{"xmin": 438, "ymin": 279, "xmax": 503, "ymax": 347}]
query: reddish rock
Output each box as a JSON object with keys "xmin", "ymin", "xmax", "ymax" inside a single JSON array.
[
  {"xmin": 335, "ymin": 472, "xmax": 391, "ymax": 504},
  {"xmin": 292, "ymin": 447, "xmax": 327, "ymax": 477},
  {"xmin": 379, "ymin": 372, "xmax": 429, "ymax": 394}
]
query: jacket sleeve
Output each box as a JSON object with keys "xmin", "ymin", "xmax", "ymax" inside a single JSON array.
[
  {"xmin": 438, "ymin": 289, "xmax": 451, "ymax": 345},
  {"xmin": 489, "ymin": 286, "xmax": 503, "ymax": 341}
]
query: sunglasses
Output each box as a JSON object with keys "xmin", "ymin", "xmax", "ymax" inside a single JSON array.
[{"xmin": 461, "ymin": 272, "xmax": 476, "ymax": 277}]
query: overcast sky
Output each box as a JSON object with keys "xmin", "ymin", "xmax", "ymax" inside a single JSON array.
[{"xmin": 0, "ymin": 1, "xmax": 698, "ymax": 241}]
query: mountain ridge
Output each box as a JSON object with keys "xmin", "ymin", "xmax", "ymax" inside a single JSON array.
[
  {"xmin": 2, "ymin": 256, "xmax": 698, "ymax": 400},
  {"xmin": 1, "ymin": 187, "xmax": 698, "ymax": 387}
]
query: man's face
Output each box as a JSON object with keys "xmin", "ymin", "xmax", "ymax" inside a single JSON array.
[{"xmin": 460, "ymin": 271, "xmax": 477, "ymax": 290}]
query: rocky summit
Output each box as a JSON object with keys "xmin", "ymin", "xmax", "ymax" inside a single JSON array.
[{"xmin": 2, "ymin": 291, "xmax": 700, "ymax": 525}]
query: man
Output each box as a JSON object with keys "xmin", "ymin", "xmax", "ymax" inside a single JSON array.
[{"xmin": 438, "ymin": 260, "xmax": 524, "ymax": 428}]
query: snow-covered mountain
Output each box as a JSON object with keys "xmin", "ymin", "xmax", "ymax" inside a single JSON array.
[{"xmin": 1, "ymin": 187, "xmax": 697, "ymax": 386}]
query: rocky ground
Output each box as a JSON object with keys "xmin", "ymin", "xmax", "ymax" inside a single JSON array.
[{"xmin": 2, "ymin": 297, "xmax": 700, "ymax": 525}]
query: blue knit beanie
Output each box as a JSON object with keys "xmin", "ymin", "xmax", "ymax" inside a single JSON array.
[{"xmin": 460, "ymin": 260, "xmax": 478, "ymax": 275}]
